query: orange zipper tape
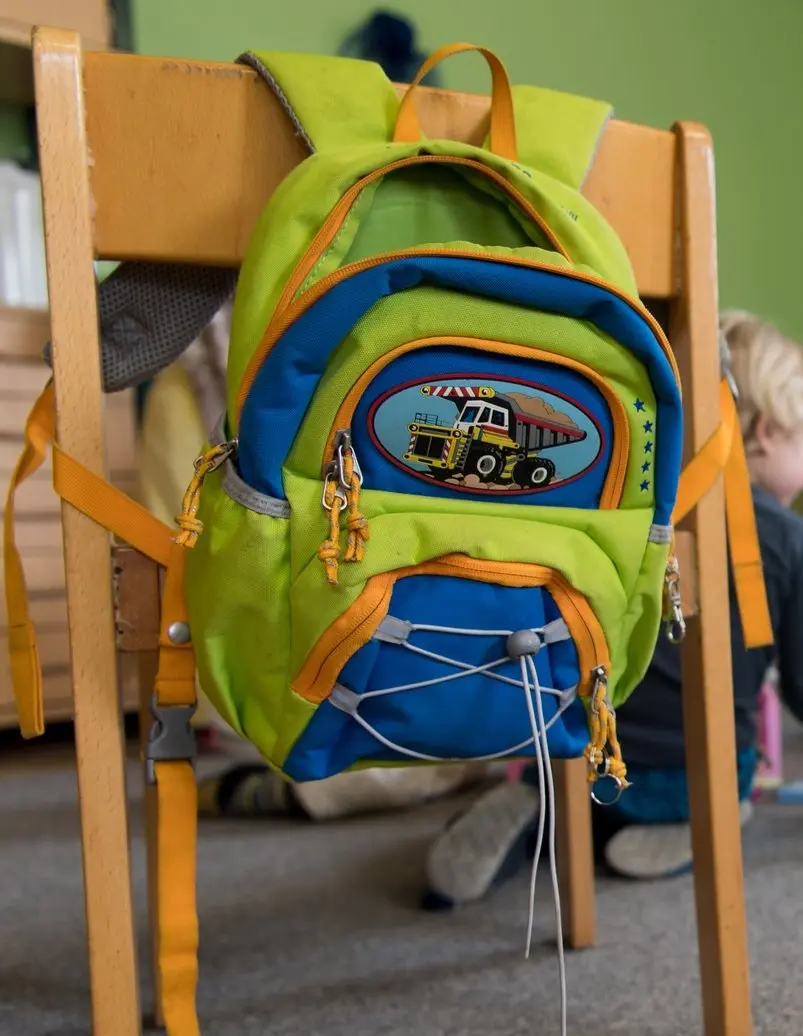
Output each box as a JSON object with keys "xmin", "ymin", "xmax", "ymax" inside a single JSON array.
[
  {"xmin": 291, "ymin": 554, "xmax": 610, "ymax": 705},
  {"xmin": 236, "ymin": 246, "xmax": 680, "ymax": 423},
  {"xmin": 322, "ymin": 335, "xmax": 630, "ymax": 510}
]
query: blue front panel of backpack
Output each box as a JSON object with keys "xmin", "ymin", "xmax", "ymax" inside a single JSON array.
[
  {"xmin": 350, "ymin": 345, "xmax": 614, "ymax": 508},
  {"xmin": 282, "ymin": 575, "xmax": 589, "ymax": 782}
]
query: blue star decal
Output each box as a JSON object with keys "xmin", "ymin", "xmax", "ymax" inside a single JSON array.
[
  {"xmin": 644, "ymin": 441, "xmax": 653, "ymax": 454},
  {"xmin": 640, "ymin": 480, "xmax": 650, "ymax": 492},
  {"xmin": 643, "ymin": 420, "xmax": 653, "ymax": 433},
  {"xmin": 642, "ymin": 461, "xmax": 651, "ymax": 473},
  {"xmin": 634, "ymin": 399, "xmax": 646, "ymax": 412}
]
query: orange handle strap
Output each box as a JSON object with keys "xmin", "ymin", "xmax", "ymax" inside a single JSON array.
[
  {"xmin": 674, "ymin": 379, "xmax": 773, "ymax": 649},
  {"xmin": 393, "ymin": 42, "xmax": 518, "ymax": 161},
  {"xmin": 3, "ymin": 381, "xmax": 57, "ymax": 737}
]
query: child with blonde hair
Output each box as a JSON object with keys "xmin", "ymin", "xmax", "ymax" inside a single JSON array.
[{"xmin": 423, "ymin": 310, "xmax": 803, "ymax": 904}]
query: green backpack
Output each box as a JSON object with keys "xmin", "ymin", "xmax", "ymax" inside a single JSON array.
[{"xmin": 179, "ymin": 43, "xmax": 683, "ymax": 795}]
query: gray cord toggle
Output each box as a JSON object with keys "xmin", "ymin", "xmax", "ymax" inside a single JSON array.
[{"xmin": 506, "ymin": 629, "xmax": 543, "ymax": 659}]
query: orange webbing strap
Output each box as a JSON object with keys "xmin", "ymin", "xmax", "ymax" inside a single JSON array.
[
  {"xmin": 393, "ymin": 42, "xmax": 518, "ymax": 161},
  {"xmin": 3, "ymin": 381, "xmax": 57, "ymax": 737},
  {"xmin": 722, "ymin": 395, "xmax": 774, "ymax": 648},
  {"xmin": 4, "ymin": 383, "xmax": 201, "ymax": 1034},
  {"xmin": 53, "ymin": 444, "xmax": 173, "ymax": 567},
  {"xmin": 674, "ymin": 379, "xmax": 773, "ymax": 649},
  {"xmin": 149, "ymin": 543, "xmax": 200, "ymax": 1036},
  {"xmin": 2, "ymin": 383, "xmax": 176, "ymax": 737}
]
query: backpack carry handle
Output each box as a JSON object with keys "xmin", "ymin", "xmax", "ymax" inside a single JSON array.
[{"xmin": 393, "ymin": 42, "xmax": 518, "ymax": 161}]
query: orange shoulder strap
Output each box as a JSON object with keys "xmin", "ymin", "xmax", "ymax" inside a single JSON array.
[
  {"xmin": 4, "ymin": 383, "xmax": 201, "ymax": 1035},
  {"xmin": 3, "ymin": 381, "xmax": 175, "ymax": 736},
  {"xmin": 674, "ymin": 379, "xmax": 773, "ymax": 649}
]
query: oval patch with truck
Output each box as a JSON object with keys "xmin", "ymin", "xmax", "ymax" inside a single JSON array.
[{"xmin": 368, "ymin": 373, "xmax": 605, "ymax": 495}]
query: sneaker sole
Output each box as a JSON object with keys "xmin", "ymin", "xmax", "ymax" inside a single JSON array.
[
  {"xmin": 426, "ymin": 780, "xmax": 540, "ymax": 906},
  {"xmin": 604, "ymin": 798, "xmax": 754, "ymax": 880}
]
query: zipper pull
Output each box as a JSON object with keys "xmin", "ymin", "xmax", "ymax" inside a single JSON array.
[
  {"xmin": 585, "ymin": 664, "xmax": 629, "ymax": 803},
  {"xmin": 664, "ymin": 554, "xmax": 686, "ymax": 643},
  {"xmin": 319, "ymin": 461, "xmax": 347, "ymax": 585},
  {"xmin": 175, "ymin": 439, "xmax": 237, "ymax": 548},
  {"xmin": 334, "ymin": 430, "xmax": 369, "ymax": 565}
]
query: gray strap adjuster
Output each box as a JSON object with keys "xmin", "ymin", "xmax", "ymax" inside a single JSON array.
[{"xmin": 145, "ymin": 696, "xmax": 198, "ymax": 784}]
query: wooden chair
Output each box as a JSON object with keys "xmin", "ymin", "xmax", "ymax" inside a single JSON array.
[{"xmin": 27, "ymin": 25, "xmax": 749, "ymax": 1036}]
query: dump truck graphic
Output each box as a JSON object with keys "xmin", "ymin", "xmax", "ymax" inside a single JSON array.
[{"xmin": 403, "ymin": 384, "xmax": 587, "ymax": 488}]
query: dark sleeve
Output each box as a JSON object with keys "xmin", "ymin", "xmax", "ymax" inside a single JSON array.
[{"xmin": 776, "ymin": 535, "xmax": 803, "ymax": 723}]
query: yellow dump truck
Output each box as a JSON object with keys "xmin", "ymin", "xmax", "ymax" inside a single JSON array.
[{"xmin": 403, "ymin": 384, "xmax": 586, "ymax": 488}]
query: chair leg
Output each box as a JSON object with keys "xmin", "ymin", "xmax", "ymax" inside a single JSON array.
[
  {"xmin": 672, "ymin": 121, "xmax": 754, "ymax": 1036},
  {"xmin": 682, "ymin": 584, "xmax": 753, "ymax": 1036},
  {"xmin": 138, "ymin": 650, "xmax": 164, "ymax": 1030},
  {"xmin": 554, "ymin": 757, "xmax": 596, "ymax": 949}
]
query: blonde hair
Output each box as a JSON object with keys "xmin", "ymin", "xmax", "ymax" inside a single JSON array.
[{"xmin": 720, "ymin": 309, "xmax": 803, "ymax": 443}]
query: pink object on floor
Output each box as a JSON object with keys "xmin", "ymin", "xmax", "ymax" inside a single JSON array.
[
  {"xmin": 756, "ymin": 672, "xmax": 783, "ymax": 789},
  {"xmin": 506, "ymin": 761, "xmax": 528, "ymax": 781}
]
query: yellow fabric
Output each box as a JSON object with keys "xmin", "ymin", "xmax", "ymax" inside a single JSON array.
[
  {"xmin": 393, "ymin": 42, "xmax": 518, "ymax": 161},
  {"xmin": 3, "ymin": 380, "xmax": 56, "ymax": 737},
  {"xmin": 675, "ymin": 379, "xmax": 773, "ymax": 649}
]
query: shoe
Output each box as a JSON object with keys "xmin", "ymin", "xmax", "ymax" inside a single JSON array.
[
  {"xmin": 603, "ymin": 798, "xmax": 754, "ymax": 879},
  {"xmin": 423, "ymin": 780, "xmax": 540, "ymax": 910},
  {"xmin": 197, "ymin": 764, "xmax": 295, "ymax": 818}
]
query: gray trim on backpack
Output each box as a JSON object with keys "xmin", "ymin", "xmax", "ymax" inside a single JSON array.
[
  {"xmin": 374, "ymin": 616, "xmax": 414, "ymax": 645},
  {"xmin": 210, "ymin": 413, "xmax": 291, "ymax": 518},
  {"xmin": 580, "ymin": 108, "xmax": 614, "ymax": 188},
  {"xmin": 648, "ymin": 523, "xmax": 673, "ymax": 544},
  {"xmin": 221, "ymin": 461, "xmax": 290, "ymax": 518},
  {"xmin": 237, "ymin": 52, "xmax": 316, "ymax": 154}
]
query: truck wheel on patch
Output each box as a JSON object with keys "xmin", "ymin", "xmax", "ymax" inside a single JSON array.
[
  {"xmin": 428, "ymin": 466, "xmax": 452, "ymax": 481},
  {"xmin": 513, "ymin": 458, "xmax": 555, "ymax": 487},
  {"xmin": 464, "ymin": 446, "xmax": 504, "ymax": 483}
]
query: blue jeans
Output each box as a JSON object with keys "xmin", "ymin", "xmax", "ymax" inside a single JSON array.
[{"xmin": 524, "ymin": 747, "xmax": 757, "ymax": 825}]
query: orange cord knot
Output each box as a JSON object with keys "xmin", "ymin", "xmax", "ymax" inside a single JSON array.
[
  {"xmin": 318, "ymin": 477, "xmax": 345, "ymax": 585},
  {"xmin": 175, "ymin": 514, "xmax": 205, "ymax": 548},
  {"xmin": 174, "ymin": 442, "xmax": 235, "ymax": 548},
  {"xmin": 585, "ymin": 676, "xmax": 629, "ymax": 789},
  {"xmin": 341, "ymin": 449, "xmax": 369, "ymax": 564},
  {"xmin": 344, "ymin": 511, "xmax": 369, "ymax": 562}
]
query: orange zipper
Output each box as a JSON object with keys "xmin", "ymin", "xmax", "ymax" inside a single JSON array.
[
  {"xmin": 291, "ymin": 554, "xmax": 610, "ymax": 705},
  {"xmin": 322, "ymin": 335, "xmax": 631, "ymax": 510},
  {"xmin": 273, "ymin": 154, "xmax": 571, "ymax": 318},
  {"xmin": 236, "ymin": 247, "xmax": 680, "ymax": 423}
]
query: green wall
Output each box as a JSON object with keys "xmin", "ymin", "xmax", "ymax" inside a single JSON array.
[{"xmin": 131, "ymin": 1, "xmax": 803, "ymax": 341}]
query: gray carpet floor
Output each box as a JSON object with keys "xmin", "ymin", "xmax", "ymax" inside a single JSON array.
[{"xmin": 2, "ymin": 731, "xmax": 803, "ymax": 1036}]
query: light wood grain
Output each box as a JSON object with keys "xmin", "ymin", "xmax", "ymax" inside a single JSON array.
[
  {"xmin": 83, "ymin": 52, "xmax": 674, "ymax": 297},
  {"xmin": 0, "ymin": 590, "xmax": 67, "ymax": 628},
  {"xmin": 1, "ymin": 0, "xmax": 109, "ymax": 44},
  {"xmin": 33, "ymin": 26, "xmax": 141, "ymax": 1036},
  {"xmin": 671, "ymin": 122, "xmax": 753, "ymax": 1036},
  {"xmin": 0, "ymin": 306, "xmax": 49, "ymax": 359},
  {"xmin": 554, "ymin": 758, "xmax": 595, "ymax": 949}
]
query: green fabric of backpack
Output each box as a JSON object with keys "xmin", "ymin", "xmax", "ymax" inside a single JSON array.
[{"xmin": 179, "ymin": 43, "xmax": 684, "ymax": 794}]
